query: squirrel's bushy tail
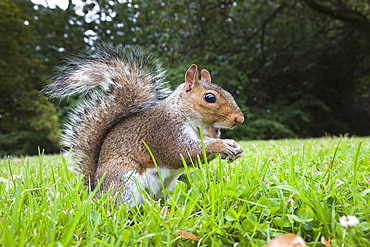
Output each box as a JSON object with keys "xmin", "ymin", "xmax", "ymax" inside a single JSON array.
[{"xmin": 43, "ymin": 45, "xmax": 170, "ymax": 187}]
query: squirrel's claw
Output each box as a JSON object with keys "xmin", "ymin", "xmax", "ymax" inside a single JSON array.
[{"xmin": 220, "ymin": 139, "xmax": 244, "ymax": 162}]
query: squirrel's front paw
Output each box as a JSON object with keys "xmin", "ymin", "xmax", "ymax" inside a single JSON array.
[{"xmin": 220, "ymin": 139, "xmax": 244, "ymax": 162}]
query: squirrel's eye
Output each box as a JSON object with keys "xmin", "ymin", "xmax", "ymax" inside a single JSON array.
[{"xmin": 204, "ymin": 93, "xmax": 217, "ymax": 103}]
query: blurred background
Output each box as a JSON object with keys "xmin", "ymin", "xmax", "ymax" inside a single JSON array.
[{"xmin": 1, "ymin": 0, "xmax": 369, "ymax": 156}]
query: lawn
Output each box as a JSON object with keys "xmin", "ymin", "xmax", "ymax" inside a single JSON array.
[{"xmin": 0, "ymin": 137, "xmax": 369, "ymax": 246}]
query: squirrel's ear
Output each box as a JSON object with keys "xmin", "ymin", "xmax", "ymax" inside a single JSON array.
[
  {"xmin": 185, "ymin": 64, "xmax": 199, "ymax": 93},
  {"xmin": 201, "ymin": 69, "xmax": 211, "ymax": 82}
]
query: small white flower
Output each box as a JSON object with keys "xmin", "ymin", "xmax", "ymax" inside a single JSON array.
[{"xmin": 339, "ymin": 215, "xmax": 359, "ymax": 228}]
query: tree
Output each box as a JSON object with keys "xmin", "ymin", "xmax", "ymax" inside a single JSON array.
[
  {"xmin": 303, "ymin": 0, "xmax": 370, "ymax": 50},
  {"xmin": 43, "ymin": 0, "xmax": 370, "ymax": 139},
  {"xmin": 2, "ymin": 0, "xmax": 369, "ymax": 156},
  {"xmin": 0, "ymin": 0, "xmax": 60, "ymax": 156}
]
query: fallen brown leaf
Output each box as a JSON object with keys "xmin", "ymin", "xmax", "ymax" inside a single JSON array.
[
  {"xmin": 265, "ymin": 233, "xmax": 306, "ymax": 247},
  {"xmin": 321, "ymin": 236, "xmax": 331, "ymax": 247},
  {"xmin": 174, "ymin": 230, "xmax": 201, "ymax": 241}
]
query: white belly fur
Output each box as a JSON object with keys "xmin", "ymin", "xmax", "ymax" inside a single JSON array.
[{"xmin": 127, "ymin": 166, "xmax": 184, "ymax": 207}]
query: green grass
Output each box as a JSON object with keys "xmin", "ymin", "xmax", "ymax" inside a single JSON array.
[{"xmin": 1, "ymin": 137, "xmax": 369, "ymax": 246}]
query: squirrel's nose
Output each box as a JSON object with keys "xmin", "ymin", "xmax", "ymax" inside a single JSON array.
[{"xmin": 234, "ymin": 113, "xmax": 244, "ymax": 126}]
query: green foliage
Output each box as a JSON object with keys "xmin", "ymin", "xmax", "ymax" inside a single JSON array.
[
  {"xmin": 0, "ymin": 0, "xmax": 61, "ymax": 156},
  {"xmin": 0, "ymin": 137, "xmax": 369, "ymax": 246},
  {"xmin": 230, "ymin": 119, "xmax": 298, "ymax": 140},
  {"xmin": 79, "ymin": 0, "xmax": 370, "ymax": 138},
  {"xmin": 1, "ymin": 0, "xmax": 370, "ymax": 155}
]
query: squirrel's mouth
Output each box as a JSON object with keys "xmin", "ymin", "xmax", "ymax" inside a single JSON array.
[{"xmin": 210, "ymin": 126, "xmax": 220, "ymax": 139}]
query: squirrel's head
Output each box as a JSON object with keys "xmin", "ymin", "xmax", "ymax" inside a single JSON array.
[{"xmin": 182, "ymin": 64, "xmax": 244, "ymax": 139}]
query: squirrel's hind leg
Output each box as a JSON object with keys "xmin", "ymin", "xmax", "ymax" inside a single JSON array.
[
  {"xmin": 97, "ymin": 158, "xmax": 184, "ymax": 208},
  {"xmin": 95, "ymin": 158, "xmax": 147, "ymax": 207}
]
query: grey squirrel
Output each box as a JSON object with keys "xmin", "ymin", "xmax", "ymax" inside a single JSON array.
[{"xmin": 43, "ymin": 45, "xmax": 244, "ymax": 207}]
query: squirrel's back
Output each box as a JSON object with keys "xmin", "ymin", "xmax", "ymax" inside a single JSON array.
[{"xmin": 43, "ymin": 45, "xmax": 170, "ymax": 187}]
